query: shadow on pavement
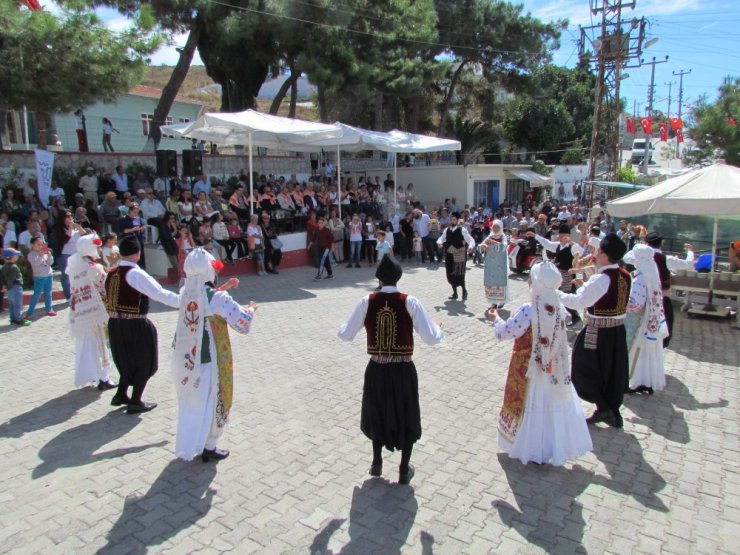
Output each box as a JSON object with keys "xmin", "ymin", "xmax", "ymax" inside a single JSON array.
[
  {"xmin": 494, "ymin": 433, "xmax": 669, "ymax": 550},
  {"xmin": 624, "ymin": 374, "xmax": 728, "ymax": 444},
  {"xmin": 432, "ymin": 300, "xmax": 476, "ymax": 318},
  {"xmin": 32, "ymin": 412, "xmax": 166, "ymax": 479},
  {"xmin": 310, "ymin": 478, "xmax": 420, "ymax": 554},
  {"xmin": 97, "ymin": 460, "xmax": 217, "ymax": 555},
  {"xmin": 0, "ymin": 388, "xmax": 102, "ymax": 439}
]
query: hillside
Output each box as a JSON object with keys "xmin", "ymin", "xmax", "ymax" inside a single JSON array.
[{"xmin": 141, "ymin": 65, "xmax": 318, "ymax": 119}]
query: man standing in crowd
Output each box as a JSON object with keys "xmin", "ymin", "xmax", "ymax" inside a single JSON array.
[
  {"xmin": 338, "ymin": 255, "xmax": 443, "ymax": 485},
  {"xmin": 436, "ymin": 212, "xmax": 475, "ymax": 301},
  {"xmin": 644, "ymin": 232, "xmax": 695, "ymax": 348},
  {"xmin": 112, "ymin": 166, "xmax": 129, "ymax": 199},
  {"xmin": 105, "ymin": 235, "xmax": 179, "ymax": 414},
  {"xmin": 79, "ymin": 167, "xmax": 99, "ymax": 205},
  {"xmin": 559, "ymin": 234, "xmax": 631, "ymax": 428},
  {"xmin": 413, "ymin": 209, "xmax": 435, "ymax": 264}
]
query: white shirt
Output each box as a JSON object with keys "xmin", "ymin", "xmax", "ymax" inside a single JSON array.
[
  {"xmin": 140, "ymin": 198, "xmax": 165, "ymax": 220},
  {"xmin": 558, "ymin": 263, "xmax": 625, "ymax": 319},
  {"xmin": 436, "ymin": 225, "xmax": 476, "ymax": 249},
  {"xmin": 17, "ymin": 230, "xmax": 45, "ymax": 250},
  {"xmin": 557, "ymin": 210, "xmax": 572, "ymax": 220},
  {"xmin": 119, "ymin": 260, "xmax": 179, "ymax": 308},
  {"xmin": 653, "ymin": 248, "xmax": 695, "ymax": 271},
  {"xmin": 535, "ymin": 235, "xmax": 584, "ymax": 257},
  {"xmin": 337, "ymin": 286, "xmax": 444, "ymax": 345},
  {"xmin": 112, "ymin": 173, "xmax": 128, "ymax": 193},
  {"xmin": 48, "ymin": 187, "xmax": 66, "ymax": 202},
  {"xmin": 413, "ymin": 213, "xmax": 431, "ymax": 238}
]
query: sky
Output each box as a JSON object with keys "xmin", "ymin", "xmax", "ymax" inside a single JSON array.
[{"xmin": 49, "ymin": 0, "xmax": 739, "ymax": 117}]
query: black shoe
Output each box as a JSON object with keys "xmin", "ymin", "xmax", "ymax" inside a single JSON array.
[
  {"xmin": 267, "ymin": 269, "xmax": 279, "ymax": 274},
  {"xmin": 324, "ymin": 275, "xmax": 334, "ymax": 280},
  {"xmin": 346, "ymin": 263, "xmax": 353, "ymax": 268},
  {"xmin": 462, "ymin": 290, "xmax": 468, "ymax": 301},
  {"xmin": 355, "ymin": 263, "xmax": 360, "ymax": 268},
  {"xmin": 126, "ymin": 401, "xmax": 157, "ymax": 414},
  {"xmin": 399, "ymin": 464, "xmax": 415, "ymax": 485},
  {"xmin": 448, "ymin": 294, "xmax": 458, "ymax": 300},
  {"xmin": 586, "ymin": 410, "xmax": 613, "ymax": 426},
  {"xmin": 201, "ymin": 448, "xmax": 230, "ymax": 462},
  {"xmin": 97, "ymin": 380, "xmax": 117, "ymax": 391},
  {"xmin": 611, "ymin": 410, "xmax": 624, "ymax": 429},
  {"xmin": 110, "ymin": 395, "xmax": 131, "ymax": 407},
  {"xmin": 369, "ymin": 462, "xmax": 382, "ymax": 477}
]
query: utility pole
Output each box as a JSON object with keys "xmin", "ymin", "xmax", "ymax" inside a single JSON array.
[
  {"xmin": 673, "ymin": 68, "xmax": 691, "ymax": 159},
  {"xmin": 665, "ymin": 81, "xmax": 675, "ymax": 117},
  {"xmin": 642, "ymin": 55, "xmax": 669, "ymax": 175},
  {"xmin": 580, "ymin": 1, "xmax": 648, "ymax": 186}
]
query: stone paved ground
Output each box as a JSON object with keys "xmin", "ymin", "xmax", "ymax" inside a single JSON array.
[{"xmin": 0, "ymin": 260, "xmax": 738, "ymax": 555}]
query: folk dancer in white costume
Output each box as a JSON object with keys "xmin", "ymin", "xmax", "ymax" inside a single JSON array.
[
  {"xmin": 173, "ymin": 248, "xmax": 257, "ymax": 462},
  {"xmin": 488, "ymin": 261, "xmax": 592, "ymax": 466},
  {"xmin": 623, "ymin": 244, "xmax": 669, "ymax": 395},
  {"xmin": 66, "ymin": 234, "xmax": 116, "ymax": 391}
]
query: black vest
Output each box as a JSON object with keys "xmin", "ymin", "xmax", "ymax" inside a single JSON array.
[{"xmin": 444, "ymin": 227, "xmax": 465, "ymax": 249}]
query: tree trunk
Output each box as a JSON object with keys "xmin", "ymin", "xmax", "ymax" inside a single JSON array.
[
  {"xmin": 288, "ymin": 73, "xmax": 298, "ymax": 118},
  {"xmin": 145, "ymin": 20, "xmax": 203, "ymax": 152},
  {"xmin": 437, "ymin": 60, "xmax": 468, "ymax": 136},
  {"xmin": 317, "ymin": 82, "xmax": 329, "ymax": 122},
  {"xmin": 268, "ymin": 65, "xmax": 300, "ymax": 115},
  {"xmin": 374, "ymin": 91, "xmax": 384, "ymax": 130},
  {"xmin": 409, "ymin": 96, "xmax": 421, "ymax": 133},
  {"xmin": 36, "ymin": 109, "xmax": 48, "ymax": 150}
]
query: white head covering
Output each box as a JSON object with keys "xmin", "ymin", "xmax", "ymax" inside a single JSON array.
[
  {"xmin": 173, "ymin": 248, "xmax": 217, "ymax": 407},
  {"xmin": 630, "ymin": 244, "xmax": 667, "ymax": 341},
  {"xmin": 66, "ymin": 233, "xmax": 101, "ymax": 276},
  {"xmin": 486, "ymin": 219, "xmax": 507, "ymax": 251},
  {"xmin": 528, "ymin": 261, "xmax": 571, "ymax": 396}
]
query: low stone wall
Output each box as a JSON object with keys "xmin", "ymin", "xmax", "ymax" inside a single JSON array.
[{"xmin": 0, "ymin": 150, "xmax": 399, "ymax": 179}]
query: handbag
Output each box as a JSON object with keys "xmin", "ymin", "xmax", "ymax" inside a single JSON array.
[
  {"xmin": 270, "ymin": 237, "xmax": 283, "ymax": 250},
  {"xmin": 247, "ymin": 235, "xmax": 256, "ymax": 250}
]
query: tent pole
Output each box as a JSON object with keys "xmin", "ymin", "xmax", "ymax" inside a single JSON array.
[
  {"xmin": 337, "ymin": 144, "xmax": 342, "ymax": 219},
  {"xmin": 248, "ymin": 132, "xmax": 254, "ymax": 215},
  {"xmin": 703, "ymin": 216, "xmax": 719, "ymax": 311},
  {"xmin": 394, "ymin": 153, "xmax": 398, "ymax": 216}
]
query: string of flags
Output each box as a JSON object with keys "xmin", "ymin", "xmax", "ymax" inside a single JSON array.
[{"xmin": 626, "ymin": 116, "xmax": 685, "ymax": 142}]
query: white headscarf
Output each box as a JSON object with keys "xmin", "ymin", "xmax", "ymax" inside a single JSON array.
[
  {"xmin": 172, "ymin": 248, "xmax": 216, "ymax": 407},
  {"xmin": 66, "ymin": 233, "xmax": 101, "ymax": 276},
  {"xmin": 528, "ymin": 261, "xmax": 571, "ymax": 396},
  {"xmin": 629, "ymin": 244, "xmax": 667, "ymax": 341},
  {"xmin": 486, "ymin": 219, "xmax": 507, "ymax": 252}
]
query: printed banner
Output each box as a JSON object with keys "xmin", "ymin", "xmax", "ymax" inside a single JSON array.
[{"xmin": 34, "ymin": 148, "xmax": 55, "ymax": 207}]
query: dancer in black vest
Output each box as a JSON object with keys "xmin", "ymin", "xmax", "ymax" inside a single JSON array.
[
  {"xmin": 559, "ymin": 234, "xmax": 631, "ymax": 428},
  {"xmin": 338, "ymin": 256, "xmax": 443, "ymax": 485},
  {"xmin": 535, "ymin": 224, "xmax": 584, "ymax": 325},
  {"xmin": 436, "ymin": 212, "xmax": 475, "ymax": 300},
  {"xmin": 105, "ymin": 236, "xmax": 180, "ymax": 413},
  {"xmin": 644, "ymin": 232, "xmax": 695, "ymax": 348}
]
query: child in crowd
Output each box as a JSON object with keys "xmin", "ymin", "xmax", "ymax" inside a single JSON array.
[
  {"xmin": 25, "ymin": 237, "xmax": 56, "ymax": 319},
  {"xmin": 374, "ymin": 230, "xmax": 392, "ymax": 290},
  {"xmin": 365, "ymin": 215, "xmax": 377, "ymax": 266},
  {"xmin": 1, "ymin": 248, "xmax": 30, "ymax": 326},
  {"xmin": 226, "ymin": 215, "xmax": 247, "ymax": 260},
  {"xmin": 413, "ymin": 231, "xmax": 423, "ymax": 263},
  {"xmin": 384, "ymin": 224, "xmax": 394, "ymax": 253},
  {"xmin": 246, "ymin": 214, "xmax": 266, "ymax": 275},
  {"xmin": 176, "ymin": 224, "xmax": 194, "ymax": 285},
  {"xmin": 308, "ymin": 217, "xmax": 335, "ymax": 281},
  {"xmin": 211, "ymin": 213, "xmax": 230, "ymax": 263},
  {"xmin": 101, "ymin": 233, "xmax": 120, "ymax": 269}
]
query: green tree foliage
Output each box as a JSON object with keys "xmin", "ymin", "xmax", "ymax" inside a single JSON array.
[
  {"xmin": 616, "ymin": 166, "xmax": 638, "ymax": 184},
  {"xmin": 433, "ymin": 0, "xmax": 564, "ymax": 135},
  {"xmin": 449, "ymin": 116, "xmax": 497, "ymax": 165},
  {"xmin": 0, "ymin": 2, "xmax": 158, "ymax": 148},
  {"xmin": 503, "ymin": 98, "xmax": 575, "ymax": 161},
  {"xmin": 690, "ymin": 77, "xmax": 740, "ymax": 166}
]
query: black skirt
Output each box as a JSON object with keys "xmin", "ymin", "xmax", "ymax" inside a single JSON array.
[
  {"xmin": 361, "ymin": 360, "xmax": 422, "ymax": 451},
  {"xmin": 571, "ymin": 324, "xmax": 628, "ymax": 410},
  {"xmin": 108, "ymin": 318, "xmax": 159, "ymax": 387}
]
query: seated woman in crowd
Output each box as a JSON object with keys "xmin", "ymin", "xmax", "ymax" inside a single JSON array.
[
  {"xmin": 260, "ymin": 186, "xmax": 279, "ymax": 214},
  {"xmin": 194, "ymin": 191, "xmax": 212, "ymax": 221},
  {"xmin": 178, "ymin": 189, "xmax": 194, "ymax": 222},
  {"xmin": 278, "ymin": 186, "xmax": 296, "ymax": 213},
  {"xmin": 303, "ymin": 182, "xmax": 319, "ymax": 213},
  {"xmin": 291, "ymin": 183, "xmax": 306, "ymax": 214}
]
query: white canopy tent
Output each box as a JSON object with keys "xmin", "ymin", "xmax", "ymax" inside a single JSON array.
[
  {"xmin": 607, "ymin": 162, "xmax": 740, "ymax": 309},
  {"xmin": 281, "ymin": 124, "xmax": 461, "ymax": 216},
  {"xmin": 160, "ymin": 110, "xmax": 343, "ymax": 210}
]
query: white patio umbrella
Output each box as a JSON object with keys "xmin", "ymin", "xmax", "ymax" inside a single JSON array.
[
  {"xmin": 160, "ymin": 110, "xmax": 342, "ymax": 211},
  {"xmin": 607, "ymin": 162, "xmax": 740, "ymax": 309}
]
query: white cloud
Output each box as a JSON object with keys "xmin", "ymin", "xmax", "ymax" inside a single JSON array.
[
  {"xmin": 530, "ymin": 0, "xmax": 594, "ymax": 27},
  {"xmin": 149, "ymin": 33, "xmax": 204, "ymax": 66}
]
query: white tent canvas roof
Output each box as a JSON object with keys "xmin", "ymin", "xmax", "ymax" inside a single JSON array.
[{"xmin": 606, "ymin": 163, "xmax": 740, "ymax": 217}]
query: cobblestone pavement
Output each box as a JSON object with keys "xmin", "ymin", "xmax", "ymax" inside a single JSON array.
[{"xmin": 0, "ymin": 260, "xmax": 737, "ymax": 554}]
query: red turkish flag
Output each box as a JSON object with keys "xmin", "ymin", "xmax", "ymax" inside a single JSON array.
[
  {"xmin": 626, "ymin": 117, "xmax": 635, "ymax": 134},
  {"xmin": 728, "ymin": 117, "xmax": 738, "ymax": 127},
  {"xmin": 676, "ymin": 129, "xmax": 684, "ymax": 143},
  {"xmin": 640, "ymin": 117, "xmax": 653, "ymax": 134},
  {"xmin": 669, "ymin": 118, "xmax": 683, "ymax": 131},
  {"xmin": 23, "ymin": 0, "xmax": 42, "ymax": 10},
  {"xmin": 659, "ymin": 123, "xmax": 668, "ymax": 141}
]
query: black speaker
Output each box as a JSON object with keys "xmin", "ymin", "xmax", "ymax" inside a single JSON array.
[
  {"xmin": 156, "ymin": 149, "xmax": 177, "ymax": 178},
  {"xmin": 182, "ymin": 149, "xmax": 203, "ymax": 177}
]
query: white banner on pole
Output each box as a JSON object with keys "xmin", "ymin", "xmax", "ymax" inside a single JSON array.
[{"xmin": 34, "ymin": 148, "xmax": 54, "ymax": 207}]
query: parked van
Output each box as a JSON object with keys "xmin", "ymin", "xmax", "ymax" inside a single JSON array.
[{"xmin": 631, "ymin": 138, "xmax": 655, "ymax": 165}]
